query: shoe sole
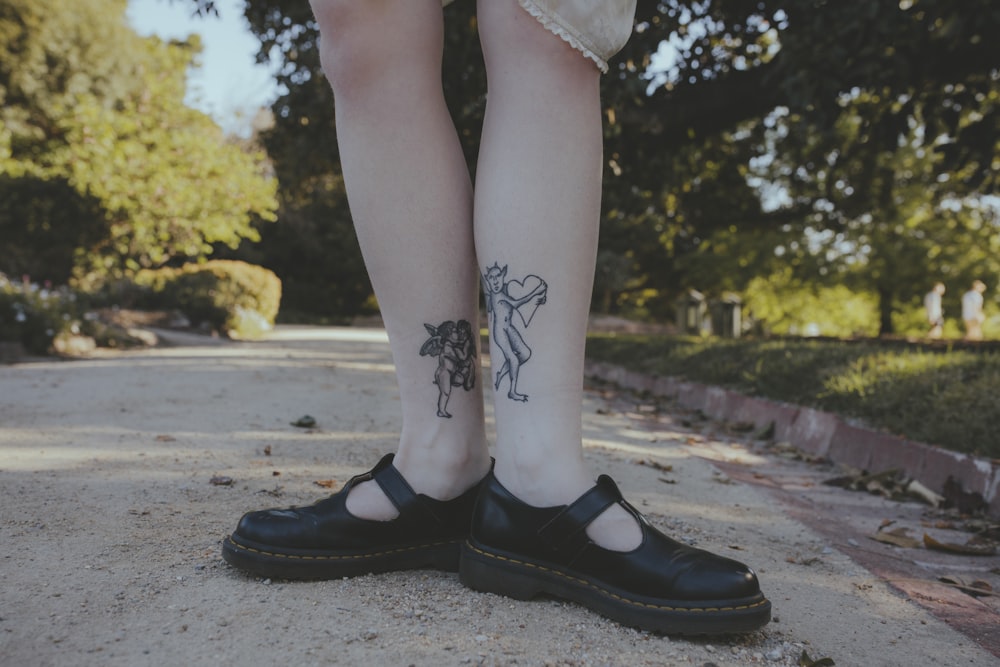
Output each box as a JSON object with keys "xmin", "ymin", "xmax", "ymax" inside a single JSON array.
[
  {"xmin": 222, "ymin": 534, "xmax": 462, "ymax": 580},
  {"xmin": 460, "ymin": 541, "xmax": 771, "ymax": 635}
]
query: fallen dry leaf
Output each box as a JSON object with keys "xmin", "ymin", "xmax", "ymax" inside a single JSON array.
[
  {"xmin": 938, "ymin": 574, "xmax": 996, "ymax": 598},
  {"xmin": 290, "ymin": 415, "xmax": 316, "ymax": 428},
  {"xmin": 870, "ymin": 527, "xmax": 922, "ymax": 549},
  {"xmin": 786, "ymin": 554, "xmax": 821, "ymax": 566},
  {"xmin": 263, "ymin": 445, "xmax": 272, "ymax": 456},
  {"xmin": 963, "ymin": 518, "xmax": 1000, "ymax": 542},
  {"xmin": 798, "ymin": 650, "xmax": 836, "ymax": 666},
  {"xmin": 923, "ymin": 533, "xmax": 997, "ymax": 556},
  {"xmin": 314, "ymin": 479, "xmax": 339, "ymax": 489},
  {"xmin": 209, "ymin": 475, "xmax": 234, "ymax": 486},
  {"xmin": 906, "ymin": 479, "xmax": 945, "ymax": 508},
  {"xmin": 155, "ymin": 434, "xmax": 176, "ymax": 442},
  {"xmin": 942, "ymin": 476, "xmax": 989, "ymax": 514},
  {"xmin": 754, "ymin": 421, "xmax": 776, "ymax": 440},
  {"xmin": 636, "ymin": 458, "xmax": 673, "ymax": 472}
]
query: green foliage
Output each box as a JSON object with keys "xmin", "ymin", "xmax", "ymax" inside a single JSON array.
[
  {"xmin": 743, "ymin": 270, "xmax": 880, "ymax": 337},
  {"xmin": 174, "ymin": 0, "xmax": 1000, "ymax": 324},
  {"xmin": 603, "ymin": 1, "xmax": 1000, "ymax": 318},
  {"xmin": 587, "ymin": 333, "xmax": 1000, "ymax": 458},
  {"xmin": 0, "ymin": 175, "xmax": 108, "ymax": 284},
  {"xmin": 0, "ymin": 273, "xmax": 78, "ymax": 353},
  {"xmin": 135, "ymin": 260, "xmax": 281, "ymax": 338},
  {"xmin": 0, "ymin": 0, "xmax": 278, "ymax": 284}
]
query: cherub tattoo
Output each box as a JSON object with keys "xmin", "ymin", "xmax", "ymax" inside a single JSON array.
[
  {"xmin": 482, "ymin": 263, "xmax": 547, "ymax": 402},
  {"xmin": 419, "ymin": 319, "xmax": 476, "ymax": 418}
]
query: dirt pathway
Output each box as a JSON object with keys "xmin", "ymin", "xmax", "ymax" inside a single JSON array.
[{"xmin": 1, "ymin": 326, "xmax": 996, "ymax": 666}]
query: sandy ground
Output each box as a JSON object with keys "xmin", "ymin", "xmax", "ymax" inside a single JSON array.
[{"xmin": 1, "ymin": 326, "xmax": 998, "ymax": 667}]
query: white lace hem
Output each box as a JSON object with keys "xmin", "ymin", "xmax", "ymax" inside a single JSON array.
[{"xmin": 517, "ymin": 0, "xmax": 609, "ymax": 73}]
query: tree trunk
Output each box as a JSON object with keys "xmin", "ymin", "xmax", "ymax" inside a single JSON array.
[{"xmin": 878, "ymin": 285, "xmax": 895, "ymax": 336}]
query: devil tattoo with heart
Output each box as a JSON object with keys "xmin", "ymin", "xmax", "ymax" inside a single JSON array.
[{"xmin": 482, "ymin": 263, "xmax": 548, "ymax": 402}]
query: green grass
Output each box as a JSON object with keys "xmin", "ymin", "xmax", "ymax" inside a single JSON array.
[{"xmin": 586, "ymin": 334, "xmax": 1000, "ymax": 459}]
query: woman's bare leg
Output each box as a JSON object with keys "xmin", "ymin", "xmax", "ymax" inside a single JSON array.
[
  {"xmin": 310, "ymin": 0, "xmax": 490, "ymax": 518},
  {"xmin": 474, "ymin": 0, "xmax": 640, "ymax": 549}
]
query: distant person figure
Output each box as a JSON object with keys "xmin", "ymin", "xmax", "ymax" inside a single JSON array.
[
  {"xmin": 924, "ymin": 282, "xmax": 946, "ymax": 339},
  {"xmin": 962, "ymin": 280, "xmax": 987, "ymax": 340}
]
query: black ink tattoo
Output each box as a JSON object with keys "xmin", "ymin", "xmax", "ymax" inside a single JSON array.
[
  {"xmin": 419, "ymin": 319, "xmax": 476, "ymax": 418},
  {"xmin": 482, "ymin": 263, "xmax": 547, "ymax": 402}
]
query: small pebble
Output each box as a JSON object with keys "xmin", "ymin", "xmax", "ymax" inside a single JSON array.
[{"xmin": 766, "ymin": 647, "xmax": 784, "ymax": 661}]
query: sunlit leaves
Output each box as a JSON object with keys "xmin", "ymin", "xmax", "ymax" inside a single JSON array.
[{"xmin": 0, "ymin": 0, "xmax": 277, "ymax": 284}]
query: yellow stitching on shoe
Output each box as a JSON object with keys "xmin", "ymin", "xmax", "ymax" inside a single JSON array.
[
  {"xmin": 466, "ymin": 543, "xmax": 769, "ymax": 614},
  {"xmin": 225, "ymin": 535, "xmax": 457, "ymax": 561}
]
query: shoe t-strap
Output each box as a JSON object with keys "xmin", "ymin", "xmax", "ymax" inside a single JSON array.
[
  {"xmin": 370, "ymin": 454, "xmax": 443, "ymax": 526},
  {"xmin": 537, "ymin": 475, "xmax": 623, "ymax": 560}
]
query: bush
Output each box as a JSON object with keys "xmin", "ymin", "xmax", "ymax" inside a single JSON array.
[
  {"xmin": 0, "ymin": 273, "xmax": 79, "ymax": 354},
  {"xmin": 742, "ymin": 274, "xmax": 880, "ymax": 337},
  {"xmin": 135, "ymin": 260, "xmax": 281, "ymax": 338}
]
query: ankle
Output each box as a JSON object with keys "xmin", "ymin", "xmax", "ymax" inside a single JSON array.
[
  {"xmin": 493, "ymin": 452, "xmax": 643, "ymax": 552},
  {"xmin": 393, "ymin": 440, "xmax": 491, "ymax": 501},
  {"xmin": 492, "ymin": 450, "xmax": 593, "ymax": 509}
]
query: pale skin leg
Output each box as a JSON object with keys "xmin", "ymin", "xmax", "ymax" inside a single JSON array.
[
  {"xmin": 309, "ymin": 0, "xmax": 490, "ymax": 518},
  {"xmin": 474, "ymin": 0, "xmax": 641, "ymax": 549},
  {"xmin": 311, "ymin": 0, "xmax": 639, "ymax": 547}
]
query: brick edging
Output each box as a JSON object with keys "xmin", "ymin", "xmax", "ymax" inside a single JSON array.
[{"xmin": 585, "ymin": 361, "xmax": 1000, "ymax": 517}]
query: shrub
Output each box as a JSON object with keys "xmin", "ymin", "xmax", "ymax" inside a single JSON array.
[
  {"xmin": 0, "ymin": 273, "xmax": 79, "ymax": 354},
  {"xmin": 135, "ymin": 260, "xmax": 281, "ymax": 338}
]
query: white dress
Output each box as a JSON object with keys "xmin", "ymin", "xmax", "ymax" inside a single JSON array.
[{"xmin": 443, "ymin": 0, "xmax": 637, "ymax": 73}]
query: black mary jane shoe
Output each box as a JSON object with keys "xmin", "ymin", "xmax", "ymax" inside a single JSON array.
[
  {"xmin": 459, "ymin": 472, "xmax": 771, "ymax": 635},
  {"xmin": 222, "ymin": 453, "xmax": 484, "ymax": 580}
]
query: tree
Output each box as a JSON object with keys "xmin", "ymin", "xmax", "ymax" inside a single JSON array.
[
  {"xmin": 772, "ymin": 94, "xmax": 1000, "ymax": 334},
  {"xmin": 0, "ymin": 0, "xmax": 277, "ymax": 284},
  {"xmin": 598, "ymin": 1, "xmax": 999, "ymax": 323},
  {"xmin": 179, "ymin": 0, "xmax": 999, "ymax": 324}
]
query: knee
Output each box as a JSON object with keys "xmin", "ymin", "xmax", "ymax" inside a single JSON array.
[
  {"xmin": 478, "ymin": 0, "xmax": 597, "ymax": 79},
  {"xmin": 308, "ymin": 0, "xmax": 388, "ymax": 94}
]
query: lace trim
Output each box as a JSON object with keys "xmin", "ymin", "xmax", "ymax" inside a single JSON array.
[{"xmin": 517, "ymin": 0, "xmax": 609, "ymax": 73}]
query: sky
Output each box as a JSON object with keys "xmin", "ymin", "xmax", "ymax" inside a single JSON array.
[{"xmin": 126, "ymin": 0, "xmax": 280, "ymax": 136}]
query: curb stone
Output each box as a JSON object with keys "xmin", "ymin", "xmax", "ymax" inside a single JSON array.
[{"xmin": 585, "ymin": 361, "xmax": 1000, "ymax": 518}]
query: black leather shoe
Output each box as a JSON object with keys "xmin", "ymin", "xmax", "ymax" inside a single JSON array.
[
  {"xmin": 222, "ymin": 453, "xmax": 485, "ymax": 579},
  {"xmin": 459, "ymin": 472, "xmax": 771, "ymax": 635}
]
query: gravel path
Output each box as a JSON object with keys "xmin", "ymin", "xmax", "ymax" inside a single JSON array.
[{"xmin": 1, "ymin": 326, "xmax": 997, "ymax": 666}]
